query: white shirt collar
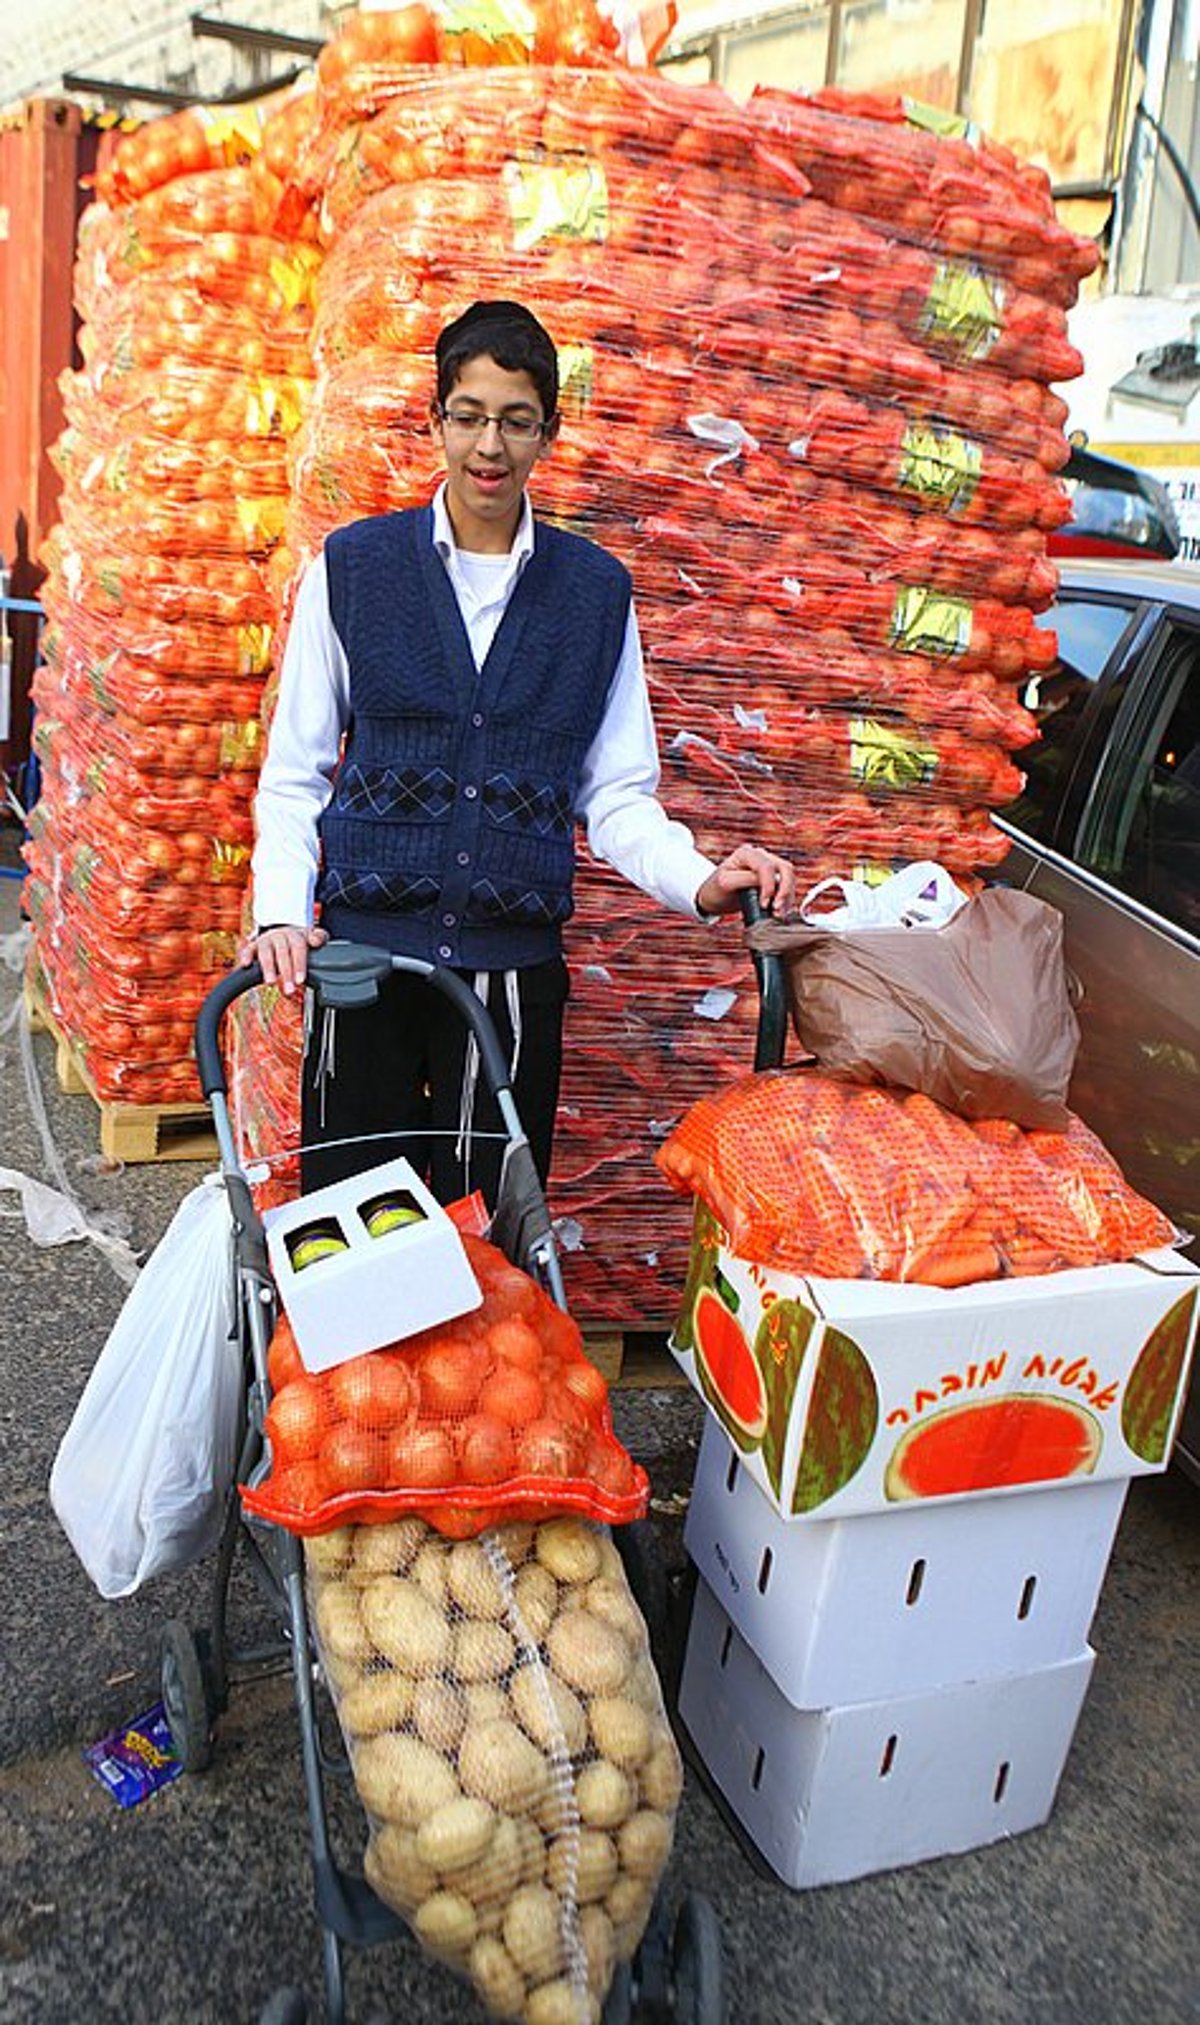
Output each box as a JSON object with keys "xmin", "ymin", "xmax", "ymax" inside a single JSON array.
[{"xmin": 431, "ymin": 481, "xmax": 535, "ymax": 570}]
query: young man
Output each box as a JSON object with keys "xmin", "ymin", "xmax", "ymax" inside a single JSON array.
[{"xmin": 246, "ymin": 299, "xmax": 795, "ymax": 1197}]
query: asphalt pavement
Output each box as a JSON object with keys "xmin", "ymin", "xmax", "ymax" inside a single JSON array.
[{"xmin": 1, "ymin": 826, "xmax": 1198, "ymax": 2025}]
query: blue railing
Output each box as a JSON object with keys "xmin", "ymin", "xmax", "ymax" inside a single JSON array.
[{"xmin": 1, "ymin": 593, "xmax": 45, "ymax": 882}]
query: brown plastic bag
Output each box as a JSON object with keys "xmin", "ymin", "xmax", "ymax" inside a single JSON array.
[{"xmin": 750, "ymin": 886, "xmax": 1079, "ymax": 1129}]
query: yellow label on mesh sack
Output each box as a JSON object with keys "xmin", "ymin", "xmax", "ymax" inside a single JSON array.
[
  {"xmin": 850, "ymin": 717, "xmax": 940, "ymax": 789},
  {"xmin": 898, "ymin": 423, "xmax": 982, "ymax": 514},
  {"xmin": 889, "ymin": 586, "xmax": 974, "ymax": 658},
  {"xmin": 269, "ymin": 248, "xmax": 321, "ymax": 312},
  {"xmin": 105, "ymin": 442, "xmax": 132, "ymax": 496},
  {"xmin": 87, "ymin": 651, "xmax": 118, "ymax": 710},
  {"xmin": 245, "ymin": 378, "xmax": 306, "ymax": 439},
  {"xmin": 218, "ymin": 719, "xmax": 263, "ymax": 769},
  {"xmin": 235, "ymin": 495, "xmax": 287, "ymax": 550},
  {"xmin": 196, "ymin": 104, "xmax": 267, "ymax": 164},
  {"xmin": 212, "ymin": 839, "xmax": 251, "ymax": 882},
  {"xmin": 502, "ymin": 157, "xmax": 609, "ymax": 250},
  {"xmin": 200, "ymin": 929, "xmax": 239, "ymax": 969},
  {"xmin": 439, "ymin": 0, "xmax": 535, "ymax": 56},
  {"xmin": 558, "ymin": 343, "xmax": 596, "ymax": 417},
  {"xmin": 902, "ymin": 99, "xmax": 980, "ymax": 147},
  {"xmin": 72, "ymin": 842, "xmax": 98, "ymax": 897},
  {"xmin": 920, "ymin": 261, "xmax": 1005, "ymax": 360},
  {"xmin": 236, "ymin": 623, "xmax": 273, "ymax": 674}
]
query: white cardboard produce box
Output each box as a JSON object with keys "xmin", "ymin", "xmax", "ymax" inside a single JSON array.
[
  {"xmin": 685, "ymin": 1415, "xmax": 1127, "ymax": 1707},
  {"xmin": 671, "ymin": 1203, "xmax": 1199, "ymax": 1521},
  {"xmin": 679, "ymin": 1573, "xmax": 1095, "ymax": 1889},
  {"xmin": 264, "ymin": 1156, "xmax": 482, "ymax": 1371}
]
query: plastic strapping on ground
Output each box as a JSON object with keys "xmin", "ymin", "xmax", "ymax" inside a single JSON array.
[
  {"xmin": 0, "ymin": 927, "xmax": 140, "ymax": 1286},
  {"xmin": 482, "ymin": 1530, "xmax": 591, "ymax": 2019}
]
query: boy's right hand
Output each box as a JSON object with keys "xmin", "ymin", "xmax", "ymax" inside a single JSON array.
[{"xmin": 238, "ymin": 924, "xmax": 329, "ymax": 996}]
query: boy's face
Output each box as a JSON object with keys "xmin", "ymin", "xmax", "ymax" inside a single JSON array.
[{"xmin": 431, "ymin": 355, "xmax": 557, "ymax": 553}]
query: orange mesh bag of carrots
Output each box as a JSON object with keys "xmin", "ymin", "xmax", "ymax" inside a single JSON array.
[
  {"xmin": 242, "ymin": 1234, "xmax": 648, "ymax": 1538},
  {"xmin": 655, "ymin": 1071, "xmax": 1177, "ymax": 1286}
]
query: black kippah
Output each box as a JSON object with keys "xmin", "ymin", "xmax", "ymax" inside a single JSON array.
[
  {"xmin": 435, "ymin": 299, "xmax": 558, "ymax": 414},
  {"xmin": 435, "ymin": 299, "xmax": 553, "ymax": 364}
]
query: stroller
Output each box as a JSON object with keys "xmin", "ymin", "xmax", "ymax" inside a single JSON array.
[{"xmin": 165, "ymin": 940, "xmax": 725, "ymax": 2025}]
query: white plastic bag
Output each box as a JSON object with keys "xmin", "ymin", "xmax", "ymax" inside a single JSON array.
[
  {"xmin": 49, "ymin": 1177, "xmax": 241, "ymax": 1599},
  {"xmin": 798, "ymin": 860, "xmax": 967, "ymax": 931}
]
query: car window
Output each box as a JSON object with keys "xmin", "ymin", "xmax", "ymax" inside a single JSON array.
[
  {"xmin": 1002, "ymin": 598, "xmax": 1136, "ymax": 841},
  {"xmin": 1082, "ymin": 623, "xmax": 1200, "ymax": 938}
]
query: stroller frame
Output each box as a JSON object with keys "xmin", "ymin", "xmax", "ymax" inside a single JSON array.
[{"xmin": 173, "ymin": 940, "xmax": 724, "ymax": 2025}]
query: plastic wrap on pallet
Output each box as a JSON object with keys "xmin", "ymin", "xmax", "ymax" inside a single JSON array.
[
  {"xmin": 25, "ymin": 95, "xmax": 322, "ymax": 1115},
  {"xmin": 222, "ymin": 39, "xmax": 1095, "ymax": 1321}
]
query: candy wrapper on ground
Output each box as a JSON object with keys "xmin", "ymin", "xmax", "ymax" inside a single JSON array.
[
  {"xmin": 305, "ymin": 1516, "xmax": 682, "ymax": 2022},
  {"xmin": 83, "ymin": 1702, "xmax": 183, "ymax": 1808},
  {"xmin": 242, "ymin": 1235, "xmax": 648, "ymax": 1537},
  {"xmin": 656, "ymin": 1070, "xmax": 1178, "ymax": 1287}
]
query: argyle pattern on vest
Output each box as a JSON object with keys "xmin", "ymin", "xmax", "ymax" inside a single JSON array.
[{"xmin": 317, "ymin": 507, "xmax": 631, "ymax": 967}]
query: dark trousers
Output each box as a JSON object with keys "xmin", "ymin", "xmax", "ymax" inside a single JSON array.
[{"xmin": 299, "ymin": 958, "xmax": 569, "ymax": 1207}]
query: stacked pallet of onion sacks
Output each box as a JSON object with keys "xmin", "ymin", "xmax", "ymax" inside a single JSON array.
[
  {"xmin": 24, "ymin": 94, "xmax": 320, "ymax": 1108},
  {"xmin": 237, "ymin": 10, "xmax": 1095, "ymax": 1324}
]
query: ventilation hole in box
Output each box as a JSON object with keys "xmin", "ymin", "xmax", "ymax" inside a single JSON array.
[
  {"xmin": 905, "ymin": 1558, "xmax": 927, "ymax": 1607},
  {"xmin": 994, "ymin": 1761, "xmax": 1010, "ymax": 1804},
  {"xmin": 879, "ymin": 1734, "xmax": 898, "ymax": 1778},
  {"xmin": 757, "ymin": 1546, "xmax": 773, "ymax": 1596},
  {"xmin": 1017, "ymin": 1575, "xmax": 1037, "ymax": 1621},
  {"xmin": 719, "ymin": 1624, "xmax": 733, "ymax": 1669},
  {"xmin": 725, "ymin": 1451, "xmax": 739, "ymax": 1494},
  {"xmin": 751, "ymin": 1746, "xmax": 766, "ymax": 1792}
]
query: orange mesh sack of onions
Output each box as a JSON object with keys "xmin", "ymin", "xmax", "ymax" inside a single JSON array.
[
  {"xmin": 305, "ymin": 1516, "xmax": 683, "ymax": 2022},
  {"xmin": 242, "ymin": 1234, "xmax": 648, "ymax": 1538}
]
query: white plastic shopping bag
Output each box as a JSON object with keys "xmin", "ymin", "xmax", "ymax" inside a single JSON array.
[
  {"xmin": 50, "ymin": 1176, "xmax": 241, "ymax": 1599},
  {"xmin": 797, "ymin": 860, "xmax": 967, "ymax": 931}
]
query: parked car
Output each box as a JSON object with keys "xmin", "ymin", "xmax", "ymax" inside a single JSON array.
[
  {"xmin": 994, "ymin": 557, "xmax": 1200, "ymax": 1480},
  {"xmin": 1049, "ymin": 444, "xmax": 1182, "ymax": 562}
]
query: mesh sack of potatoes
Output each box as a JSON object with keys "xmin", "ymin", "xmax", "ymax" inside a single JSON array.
[{"xmin": 305, "ymin": 1513, "xmax": 683, "ymax": 2023}]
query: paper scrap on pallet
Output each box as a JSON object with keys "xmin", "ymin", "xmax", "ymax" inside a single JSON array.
[{"xmin": 670, "ymin": 1202, "xmax": 1200, "ymax": 1522}]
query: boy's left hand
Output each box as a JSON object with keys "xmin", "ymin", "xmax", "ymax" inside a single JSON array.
[{"xmin": 696, "ymin": 844, "xmax": 797, "ymax": 918}]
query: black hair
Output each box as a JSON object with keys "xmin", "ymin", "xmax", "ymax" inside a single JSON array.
[{"xmin": 435, "ymin": 300, "xmax": 559, "ymax": 419}]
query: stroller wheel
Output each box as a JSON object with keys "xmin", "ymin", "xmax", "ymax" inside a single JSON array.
[
  {"xmin": 601, "ymin": 1960, "xmax": 634, "ymax": 2024},
  {"xmin": 671, "ymin": 1893, "xmax": 725, "ymax": 2025},
  {"xmin": 160, "ymin": 1619, "xmax": 214, "ymax": 1774},
  {"xmin": 629, "ymin": 1896, "xmax": 674, "ymax": 2016},
  {"xmin": 259, "ymin": 1989, "xmax": 308, "ymax": 2025}
]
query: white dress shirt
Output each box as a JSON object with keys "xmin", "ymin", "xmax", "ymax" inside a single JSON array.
[{"xmin": 250, "ymin": 486, "xmax": 717, "ymax": 933}]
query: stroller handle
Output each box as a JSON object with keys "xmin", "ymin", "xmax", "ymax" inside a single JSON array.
[
  {"xmin": 195, "ymin": 960, "xmax": 263, "ymax": 1097},
  {"xmin": 193, "ymin": 941, "xmax": 515, "ymax": 1103},
  {"xmin": 738, "ymin": 891, "xmax": 789, "ymax": 1071}
]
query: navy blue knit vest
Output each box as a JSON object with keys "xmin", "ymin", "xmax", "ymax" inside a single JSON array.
[{"xmin": 317, "ymin": 507, "xmax": 631, "ymax": 967}]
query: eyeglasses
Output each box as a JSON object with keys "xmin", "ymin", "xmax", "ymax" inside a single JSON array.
[{"xmin": 438, "ymin": 406, "xmax": 548, "ymax": 443}]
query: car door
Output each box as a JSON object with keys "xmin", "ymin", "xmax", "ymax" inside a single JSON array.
[{"xmin": 994, "ymin": 583, "xmax": 1200, "ymax": 1478}]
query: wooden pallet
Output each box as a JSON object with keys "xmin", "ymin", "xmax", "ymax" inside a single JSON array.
[
  {"xmin": 23, "ymin": 970, "xmax": 217, "ymax": 1165},
  {"xmin": 583, "ymin": 1328, "xmax": 687, "ymax": 1389}
]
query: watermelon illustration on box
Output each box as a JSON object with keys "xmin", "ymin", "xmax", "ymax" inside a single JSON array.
[{"xmin": 670, "ymin": 1200, "xmax": 1200, "ymax": 1522}]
